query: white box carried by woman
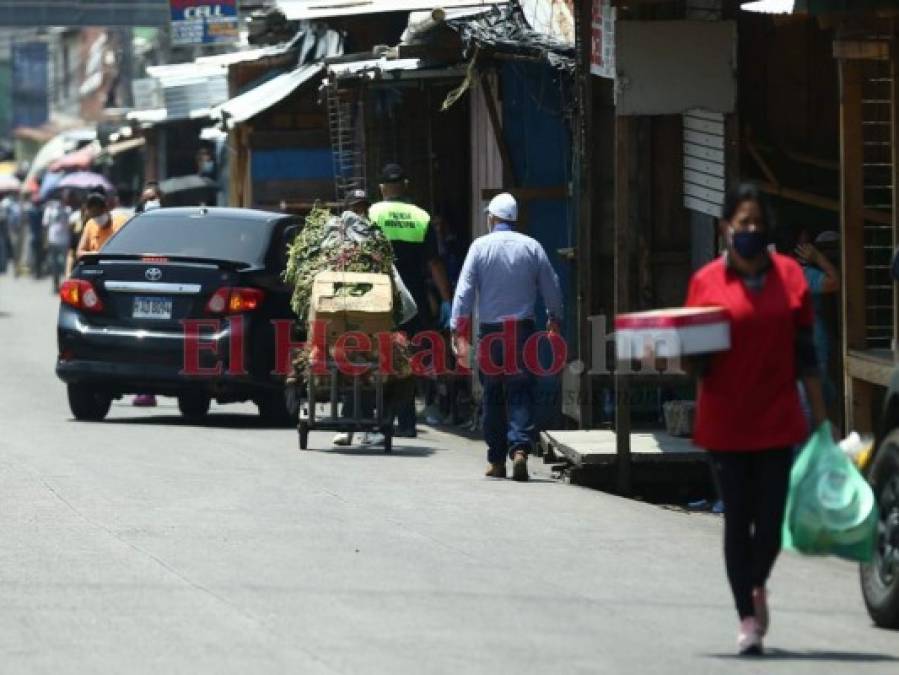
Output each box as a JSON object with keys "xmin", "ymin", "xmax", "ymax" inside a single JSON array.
[{"xmin": 615, "ymin": 307, "xmax": 730, "ymax": 359}]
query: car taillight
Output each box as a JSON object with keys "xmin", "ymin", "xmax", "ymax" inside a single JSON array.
[
  {"xmin": 205, "ymin": 287, "xmax": 265, "ymax": 315},
  {"xmin": 59, "ymin": 280, "xmax": 104, "ymax": 313}
]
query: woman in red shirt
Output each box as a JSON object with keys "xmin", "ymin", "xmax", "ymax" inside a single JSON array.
[{"xmin": 685, "ymin": 183, "xmax": 827, "ymax": 655}]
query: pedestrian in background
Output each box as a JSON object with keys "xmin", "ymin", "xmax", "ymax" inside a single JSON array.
[
  {"xmin": 76, "ymin": 192, "xmax": 128, "ymax": 259},
  {"xmin": 0, "ymin": 192, "xmax": 12, "ymax": 274},
  {"xmin": 451, "ymin": 192, "xmax": 563, "ymax": 482},
  {"xmin": 43, "ymin": 193, "xmax": 72, "ymax": 293},
  {"xmin": 369, "ymin": 163, "xmax": 453, "ymax": 440},
  {"xmin": 135, "ymin": 182, "xmax": 164, "ymax": 214},
  {"xmin": 25, "ymin": 193, "xmax": 44, "ymax": 279},
  {"xmin": 131, "ymin": 181, "xmax": 166, "ymax": 409},
  {"xmin": 795, "ymin": 228, "xmax": 840, "ymax": 422},
  {"xmin": 684, "ymin": 182, "xmax": 828, "ymax": 656}
]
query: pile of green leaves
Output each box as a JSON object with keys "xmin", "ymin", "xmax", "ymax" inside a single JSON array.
[{"xmin": 282, "ymin": 208, "xmax": 397, "ymax": 321}]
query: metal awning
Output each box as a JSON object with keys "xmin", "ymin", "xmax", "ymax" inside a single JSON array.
[
  {"xmin": 102, "ymin": 137, "xmax": 147, "ymax": 158},
  {"xmin": 327, "ymin": 57, "xmax": 467, "ymax": 82},
  {"xmin": 741, "ymin": 0, "xmax": 898, "ymax": 13},
  {"xmin": 127, "ymin": 109, "xmax": 168, "ymax": 127},
  {"xmin": 276, "ymin": 0, "xmax": 507, "ymax": 21},
  {"xmin": 212, "ymin": 63, "xmax": 324, "ymax": 128}
]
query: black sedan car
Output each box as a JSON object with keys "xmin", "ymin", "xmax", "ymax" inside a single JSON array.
[{"xmin": 57, "ymin": 207, "xmax": 299, "ymax": 423}]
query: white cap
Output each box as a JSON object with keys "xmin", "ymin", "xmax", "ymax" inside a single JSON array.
[
  {"xmin": 815, "ymin": 230, "xmax": 839, "ymax": 245},
  {"xmin": 485, "ymin": 192, "xmax": 518, "ymax": 222}
]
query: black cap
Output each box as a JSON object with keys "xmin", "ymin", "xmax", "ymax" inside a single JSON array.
[{"xmin": 381, "ymin": 163, "xmax": 405, "ymax": 184}]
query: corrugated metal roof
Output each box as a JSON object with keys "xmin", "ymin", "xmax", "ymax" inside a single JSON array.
[
  {"xmin": 277, "ymin": 0, "xmax": 507, "ymax": 20},
  {"xmin": 213, "ymin": 63, "xmax": 324, "ymax": 127},
  {"xmin": 163, "ymin": 75, "xmax": 229, "ymax": 121},
  {"xmin": 740, "ymin": 0, "xmax": 798, "ymax": 12},
  {"xmin": 194, "ymin": 34, "xmax": 304, "ymax": 67},
  {"xmin": 328, "ymin": 57, "xmax": 422, "ymax": 77},
  {"xmin": 127, "ymin": 109, "xmax": 167, "ymax": 126},
  {"xmin": 146, "ymin": 62, "xmax": 228, "ymax": 82}
]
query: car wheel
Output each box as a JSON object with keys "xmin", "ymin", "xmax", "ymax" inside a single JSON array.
[
  {"xmin": 258, "ymin": 389, "xmax": 296, "ymax": 427},
  {"xmin": 178, "ymin": 393, "xmax": 210, "ymax": 421},
  {"xmin": 860, "ymin": 429, "xmax": 899, "ymax": 629},
  {"xmin": 67, "ymin": 383, "xmax": 111, "ymax": 422}
]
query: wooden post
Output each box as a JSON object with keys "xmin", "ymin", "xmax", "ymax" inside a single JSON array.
[
  {"xmin": 839, "ymin": 58, "xmax": 871, "ymax": 431},
  {"xmin": 614, "ymin": 115, "xmax": 632, "ymax": 495},
  {"xmin": 479, "ymin": 73, "xmax": 517, "ymax": 188},
  {"xmin": 892, "ymin": 43, "xmax": 899, "ymax": 356},
  {"xmin": 576, "ymin": 0, "xmax": 594, "ymax": 430}
]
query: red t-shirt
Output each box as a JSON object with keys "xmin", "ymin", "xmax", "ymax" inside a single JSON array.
[{"xmin": 685, "ymin": 254, "xmax": 813, "ymax": 451}]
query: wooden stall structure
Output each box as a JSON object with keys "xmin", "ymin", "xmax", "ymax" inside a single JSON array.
[
  {"xmin": 583, "ymin": 1, "xmax": 737, "ymax": 493},
  {"xmin": 833, "ymin": 15, "xmax": 899, "ymax": 432}
]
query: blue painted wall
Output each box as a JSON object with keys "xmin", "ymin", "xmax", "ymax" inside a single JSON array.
[
  {"xmin": 500, "ymin": 62, "xmax": 574, "ymax": 429},
  {"xmin": 251, "ymin": 148, "xmax": 333, "ymax": 182}
]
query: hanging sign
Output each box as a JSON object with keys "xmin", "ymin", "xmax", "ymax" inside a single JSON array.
[
  {"xmin": 590, "ymin": 0, "xmax": 616, "ymax": 79},
  {"xmin": 170, "ymin": 0, "xmax": 240, "ymax": 46}
]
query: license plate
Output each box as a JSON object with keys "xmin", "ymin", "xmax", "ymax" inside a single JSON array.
[{"xmin": 133, "ymin": 296, "xmax": 173, "ymax": 320}]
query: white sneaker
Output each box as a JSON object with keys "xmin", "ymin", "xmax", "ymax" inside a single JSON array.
[
  {"xmin": 737, "ymin": 617, "xmax": 763, "ymax": 656},
  {"xmin": 360, "ymin": 432, "xmax": 385, "ymax": 446},
  {"xmin": 332, "ymin": 432, "xmax": 353, "ymax": 446}
]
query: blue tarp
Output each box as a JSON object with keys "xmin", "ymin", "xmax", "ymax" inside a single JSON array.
[{"xmin": 501, "ymin": 61, "xmax": 574, "ymax": 429}]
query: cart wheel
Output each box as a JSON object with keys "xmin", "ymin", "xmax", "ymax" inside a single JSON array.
[
  {"xmin": 382, "ymin": 427, "xmax": 393, "ymax": 454},
  {"xmin": 298, "ymin": 422, "xmax": 310, "ymax": 451}
]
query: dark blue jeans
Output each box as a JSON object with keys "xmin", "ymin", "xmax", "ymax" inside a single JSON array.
[{"xmin": 478, "ymin": 321, "xmax": 536, "ymax": 464}]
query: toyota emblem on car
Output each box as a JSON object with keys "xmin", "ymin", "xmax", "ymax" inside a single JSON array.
[{"xmin": 145, "ymin": 267, "xmax": 163, "ymax": 282}]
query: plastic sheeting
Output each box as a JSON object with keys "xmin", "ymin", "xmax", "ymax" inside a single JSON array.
[{"xmin": 445, "ymin": 2, "xmax": 575, "ymax": 72}]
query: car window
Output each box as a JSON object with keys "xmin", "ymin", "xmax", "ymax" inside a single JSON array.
[{"xmin": 103, "ymin": 213, "xmax": 273, "ymax": 264}]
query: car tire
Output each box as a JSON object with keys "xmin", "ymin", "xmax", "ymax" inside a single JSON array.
[
  {"xmin": 860, "ymin": 429, "xmax": 899, "ymax": 629},
  {"xmin": 258, "ymin": 389, "xmax": 296, "ymax": 427},
  {"xmin": 178, "ymin": 393, "xmax": 211, "ymax": 421},
  {"xmin": 67, "ymin": 384, "xmax": 111, "ymax": 422}
]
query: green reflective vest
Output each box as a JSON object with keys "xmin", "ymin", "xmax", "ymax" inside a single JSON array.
[{"xmin": 369, "ymin": 200, "xmax": 431, "ymax": 244}]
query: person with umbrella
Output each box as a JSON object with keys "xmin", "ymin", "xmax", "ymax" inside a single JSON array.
[
  {"xmin": 76, "ymin": 193, "xmax": 128, "ymax": 259},
  {"xmin": 43, "ymin": 189, "xmax": 72, "ymax": 293}
]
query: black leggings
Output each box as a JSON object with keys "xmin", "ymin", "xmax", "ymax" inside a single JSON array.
[{"xmin": 709, "ymin": 448, "xmax": 793, "ymax": 619}]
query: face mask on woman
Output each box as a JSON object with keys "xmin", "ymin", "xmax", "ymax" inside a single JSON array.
[
  {"xmin": 730, "ymin": 229, "xmax": 767, "ymax": 260},
  {"xmin": 143, "ymin": 199, "xmax": 161, "ymax": 211},
  {"xmin": 95, "ymin": 213, "xmax": 111, "ymax": 227}
]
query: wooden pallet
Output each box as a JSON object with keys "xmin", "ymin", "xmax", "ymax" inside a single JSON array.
[{"xmin": 540, "ymin": 429, "xmax": 705, "ymax": 467}]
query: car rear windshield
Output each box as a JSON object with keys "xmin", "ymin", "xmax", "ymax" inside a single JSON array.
[{"xmin": 102, "ymin": 213, "xmax": 273, "ymax": 264}]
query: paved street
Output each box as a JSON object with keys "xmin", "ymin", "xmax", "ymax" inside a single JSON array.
[{"xmin": 0, "ymin": 275, "xmax": 897, "ymax": 674}]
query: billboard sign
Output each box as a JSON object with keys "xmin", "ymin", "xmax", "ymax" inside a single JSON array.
[
  {"xmin": 590, "ymin": 0, "xmax": 615, "ymax": 79},
  {"xmin": 170, "ymin": 0, "xmax": 240, "ymax": 46},
  {"xmin": 11, "ymin": 42, "xmax": 49, "ymax": 130}
]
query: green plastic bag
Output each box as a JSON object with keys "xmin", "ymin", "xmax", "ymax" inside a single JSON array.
[{"xmin": 782, "ymin": 421, "xmax": 878, "ymax": 563}]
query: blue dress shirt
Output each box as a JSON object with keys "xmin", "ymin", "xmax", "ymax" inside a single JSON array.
[{"xmin": 450, "ymin": 222, "xmax": 563, "ymax": 330}]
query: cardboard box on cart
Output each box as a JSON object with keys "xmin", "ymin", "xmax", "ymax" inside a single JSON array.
[{"xmin": 308, "ymin": 271, "xmax": 395, "ymax": 353}]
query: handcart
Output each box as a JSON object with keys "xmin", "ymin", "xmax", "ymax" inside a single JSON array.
[
  {"xmin": 297, "ymin": 360, "xmax": 404, "ymax": 453},
  {"xmin": 293, "ymin": 269, "xmax": 410, "ymax": 453}
]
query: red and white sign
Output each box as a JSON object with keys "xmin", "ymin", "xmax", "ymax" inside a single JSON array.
[
  {"xmin": 615, "ymin": 307, "xmax": 730, "ymax": 359},
  {"xmin": 591, "ymin": 0, "xmax": 615, "ymax": 79}
]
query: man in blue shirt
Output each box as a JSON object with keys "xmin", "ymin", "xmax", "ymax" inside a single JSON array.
[{"xmin": 451, "ymin": 193, "xmax": 563, "ymax": 481}]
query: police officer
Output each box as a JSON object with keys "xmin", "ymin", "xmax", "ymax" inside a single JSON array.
[{"xmin": 370, "ymin": 164, "xmax": 452, "ymax": 439}]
